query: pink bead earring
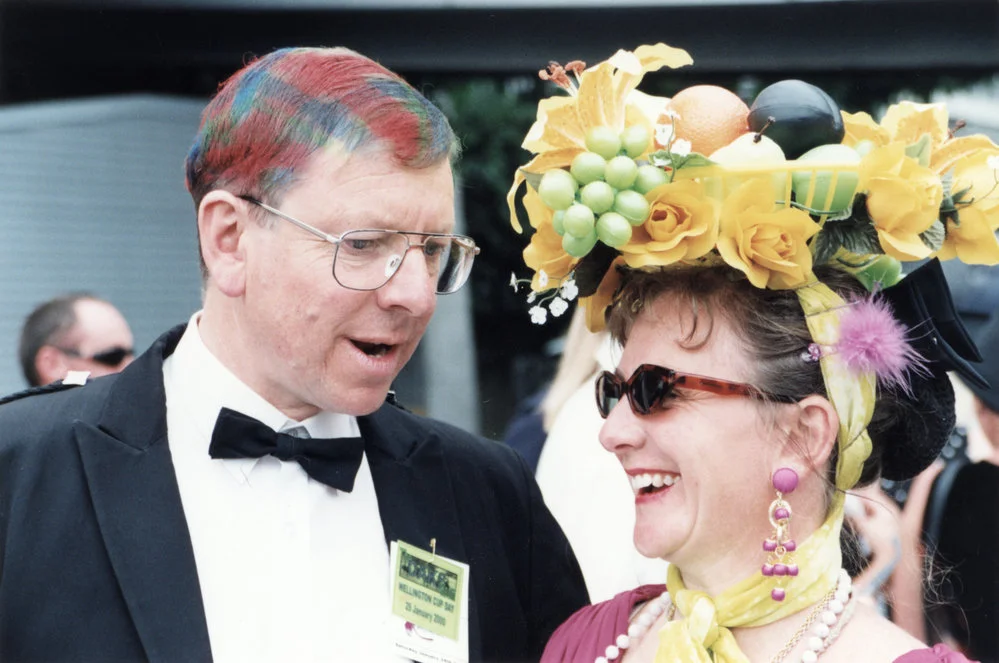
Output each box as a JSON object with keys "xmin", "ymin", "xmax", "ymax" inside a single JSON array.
[{"xmin": 762, "ymin": 467, "xmax": 799, "ymax": 601}]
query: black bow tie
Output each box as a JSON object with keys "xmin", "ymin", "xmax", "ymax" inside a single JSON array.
[{"xmin": 208, "ymin": 407, "xmax": 365, "ymax": 492}]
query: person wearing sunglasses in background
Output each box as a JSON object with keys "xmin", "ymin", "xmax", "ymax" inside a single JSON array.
[
  {"xmin": 0, "ymin": 47, "xmax": 587, "ymax": 662},
  {"xmin": 18, "ymin": 292, "xmax": 134, "ymax": 386},
  {"xmin": 508, "ymin": 43, "xmax": 997, "ymax": 663}
]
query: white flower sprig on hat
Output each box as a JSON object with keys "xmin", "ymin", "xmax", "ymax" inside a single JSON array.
[{"xmin": 510, "ymin": 271, "xmax": 579, "ymax": 325}]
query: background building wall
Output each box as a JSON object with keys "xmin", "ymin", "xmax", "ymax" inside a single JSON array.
[{"xmin": 0, "ymin": 95, "xmax": 204, "ymax": 395}]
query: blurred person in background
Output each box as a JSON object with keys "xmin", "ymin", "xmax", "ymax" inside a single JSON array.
[
  {"xmin": 890, "ymin": 263, "xmax": 999, "ymax": 654},
  {"xmin": 533, "ymin": 306, "xmax": 668, "ymax": 601},
  {"xmin": 894, "ymin": 312, "xmax": 999, "ymax": 662},
  {"xmin": 842, "ymin": 483, "xmax": 903, "ymax": 616},
  {"xmin": 18, "ymin": 292, "xmax": 134, "ymax": 386},
  {"xmin": 502, "ymin": 306, "xmax": 606, "ymax": 472}
]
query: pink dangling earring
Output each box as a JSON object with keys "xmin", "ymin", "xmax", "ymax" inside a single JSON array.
[{"xmin": 762, "ymin": 467, "xmax": 799, "ymax": 601}]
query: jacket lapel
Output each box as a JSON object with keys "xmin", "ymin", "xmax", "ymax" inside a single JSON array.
[
  {"xmin": 75, "ymin": 325, "xmax": 213, "ymax": 663},
  {"xmin": 361, "ymin": 404, "xmax": 480, "ymax": 659}
]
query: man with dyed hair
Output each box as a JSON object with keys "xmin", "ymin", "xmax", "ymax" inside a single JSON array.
[{"xmin": 0, "ymin": 47, "xmax": 587, "ymax": 662}]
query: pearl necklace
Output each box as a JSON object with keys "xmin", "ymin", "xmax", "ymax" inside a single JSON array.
[
  {"xmin": 594, "ymin": 590, "xmax": 672, "ymax": 663},
  {"xmin": 595, "ymin": 569, "xmax": 854, "ymax": 663},
  {"xmin": 773, "ymin": 568, "xmax": 855, "ymax": 663}
]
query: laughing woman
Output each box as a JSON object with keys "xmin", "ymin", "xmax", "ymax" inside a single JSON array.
[
  {"xmin": 542, "ymin": 265, "xmax": 975, "ymax": 663},
  {"xmin": 507, "ymin": 43, "xmax": 998, "ymax": 663}
]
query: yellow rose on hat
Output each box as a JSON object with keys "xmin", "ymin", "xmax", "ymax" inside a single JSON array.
[
  {"xmin": 937, "ymin": 204, "xmax": 999, "ymax": 265},
  {"xmin": 618, "ymin": 180, "xmax": 719, "ymax": 268},
  {"xmin": 859, "ymin": 143, "xmax": 943, "ymax": 261},
  {"xmin": 841, "ymin": 110, "xmax": 890, "ymax": 149},
  {"xmin": 930, "ymin": 134, "xmax": 998, "ymax": 175},
  {"xmin": 880, "ymin": 101, "xmax": 950, "ymax": 148},
  {"xmin": 936, "ymin": 149, "xmax": 999, "ymax": 265},
  {"xmin": 716, "ymin": 179, "xmax": 820, "ymax": 289}
]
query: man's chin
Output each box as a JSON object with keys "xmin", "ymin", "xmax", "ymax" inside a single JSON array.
[{"xmin": 328, "ymin": 386, "xmax": 395, "ymax": 417}]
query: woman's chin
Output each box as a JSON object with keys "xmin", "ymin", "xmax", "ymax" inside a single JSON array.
[{"xmin": 633, "ymin": 523, "xmax": 683, "ymax": 561}]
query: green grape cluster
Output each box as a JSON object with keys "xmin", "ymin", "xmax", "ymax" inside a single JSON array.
[{"xmin": 536, "ymin": 125, "xmax": 668, "ymax": 258}]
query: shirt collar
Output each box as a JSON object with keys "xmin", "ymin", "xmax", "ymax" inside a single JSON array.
[{"xmin": 169, "ymin": 311, "xmax": 361, "ymax": 448}]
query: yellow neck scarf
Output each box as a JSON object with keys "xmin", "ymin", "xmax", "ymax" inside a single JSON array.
[{"xmin": 653, "ymin": 281, "xmax": 875, "ymax": 663}]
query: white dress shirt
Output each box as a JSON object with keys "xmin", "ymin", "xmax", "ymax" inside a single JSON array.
[{"xmin": 163, "ymin": 313, "xmax": 406, "ymax": 662}]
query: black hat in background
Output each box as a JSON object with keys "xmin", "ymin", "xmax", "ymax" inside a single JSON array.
[
  {"xmin": 967, "ymin": 312, "xmax": 999, "ymax": 414},
  {"xmin": 876, "ymin": 259, "xmax": 991, "ymax": 479},
  {"xmin": 939, "ymin": 260, "xmax": 999, "ymax": 339},
  {"xmin": 883, "ymin": 259, "xmax": 988, "ymax": 389}
]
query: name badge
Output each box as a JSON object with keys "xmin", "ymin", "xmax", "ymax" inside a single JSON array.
[{"xmin": 389, "ymin": 540, "xmax": 469, "ymax": 663}]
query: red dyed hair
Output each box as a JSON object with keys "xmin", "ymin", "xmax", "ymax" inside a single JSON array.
[{"xmin": 185, "ymin": 47, "xmax": 458, "ymax": 210}]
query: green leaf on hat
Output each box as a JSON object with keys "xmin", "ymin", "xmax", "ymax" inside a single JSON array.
[
  {"xmin": 920, "ymin": 219, "xmax": 946, "ymax": 251},
  {"xmin": 839, "ymin": 223, "xmax": 882, "ymax": 256},
  {"xmin": 905, "ymin": 133, "xmax": 932, "ymax": 168},
  {"xmin": 649, "ymin": 151, "xmax": 716, "ymax": 171},
  {"xmin": 674, "ymin": 153, "xmax": 716, "ymax": 170},
  {"xmin": 812, "ymin": 228, "xmax": 841, "ymax": 266},
  {"xmin": 572, "ymin": 241, "xmax": 619, "ymax": 298},
  {"xmin": 813, "ymin": 212, "xmax": 882, "ymax": 265},
  {"xmin": 520, "ymin": 169, "xmax": 544, "ymax": 193}
]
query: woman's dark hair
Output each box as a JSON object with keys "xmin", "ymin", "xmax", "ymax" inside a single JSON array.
[{"xmin": 605, "ymin": 264, "xmax": 955, "ymax": 485}]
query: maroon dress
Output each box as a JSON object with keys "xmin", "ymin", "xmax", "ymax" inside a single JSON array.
[{"xmin": 542, "ymin": 584, "xmax": 976, "ymax": 663}]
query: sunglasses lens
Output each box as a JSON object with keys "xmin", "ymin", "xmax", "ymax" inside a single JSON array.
[
  {"xmin": 631, "ymin": 366, "xmax": 672, "ymax": 415},
  {"xmin": 595, "ymin": 372, "xmax": 621, "ymax": 418},
  {"xmin": 91, "ymin": 347, "xmax": 131, "ymax": 366}
]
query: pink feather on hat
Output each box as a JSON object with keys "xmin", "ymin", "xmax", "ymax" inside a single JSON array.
[{"xmin": 836, "ymin": 296, "xmax": 927, "ymax": 394}]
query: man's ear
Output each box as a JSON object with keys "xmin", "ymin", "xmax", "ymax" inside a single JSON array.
[
  {"xmin": 779, "ymin": 395, "xmax": 839, "ymax": 479},
  {"xmin": 198, "ymin": 190, "xmax": 249, "ymax": 297},
  {"xmin": 34, "ymin": 346, "xmax": 69, "ymax": 386}
]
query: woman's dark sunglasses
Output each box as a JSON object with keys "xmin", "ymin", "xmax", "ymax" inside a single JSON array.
[
  {"xmin": 595, "ymin": 363, "xmax": 796, "ymax": 418},
  {"xmin": 56, "ymin": 346, "xmax": 133, "ymax": 367}
]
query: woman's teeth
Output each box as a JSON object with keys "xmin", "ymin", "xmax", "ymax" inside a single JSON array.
[{"xmin": 630, "ymin": 472, "xmax": 678, "ymax": 494}]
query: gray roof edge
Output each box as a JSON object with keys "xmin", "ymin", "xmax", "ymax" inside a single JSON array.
[
  {"xmin": 15, "ymin": 0, "xmax": 867, "ymax": 8},
  {"xmin": 0, "ymin": 94, "xmax": 206, "ymax": 133}
]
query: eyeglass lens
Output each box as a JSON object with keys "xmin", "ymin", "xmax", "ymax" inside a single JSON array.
[
  {"xmin": 596, "ymin": 367, "xmax": 674, "ymax": 418},
  {"xmin": 333, "ymin": 231, "xmax": 474, "ymax": 294}
]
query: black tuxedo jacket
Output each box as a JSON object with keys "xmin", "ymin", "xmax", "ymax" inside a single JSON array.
[{"xmin": 0, "ymin": 325, "xmax": 588, "ymax": 662}]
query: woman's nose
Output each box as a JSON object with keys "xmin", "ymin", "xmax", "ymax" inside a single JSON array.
[{"xmin": 599, "ymin": 398, "xmax": 646, "ymax": 455}]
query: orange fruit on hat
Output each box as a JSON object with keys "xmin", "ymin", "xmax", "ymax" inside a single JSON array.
[{"xmin": 657, "ymin": 85, "xmax": 750, "ymax": 156}]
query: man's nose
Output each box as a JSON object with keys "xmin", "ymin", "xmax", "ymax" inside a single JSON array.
[{"xmin": 376, "ymin": 246, "xmax": 437, "ymax": 315}]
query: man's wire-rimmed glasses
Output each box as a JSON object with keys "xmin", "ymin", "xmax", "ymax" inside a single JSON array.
[{"xmin": 239, "ymin": 196, "xmax": 480, "ymax": 294}]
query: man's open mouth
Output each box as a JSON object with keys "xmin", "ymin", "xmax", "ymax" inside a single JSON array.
[{"xmin": 352, "ymin": 340, "xmax": 393, "ymax": 357}]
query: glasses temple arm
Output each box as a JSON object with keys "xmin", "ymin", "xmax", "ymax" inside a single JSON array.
[{"xmin": 240, "ymin": 196, "xmax": 342, "ymax": 244}]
